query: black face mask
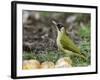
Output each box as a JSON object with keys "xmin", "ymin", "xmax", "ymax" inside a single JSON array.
[{"xmin": 57, "ymin": 23, "xmax": 64, "ymax": 31}]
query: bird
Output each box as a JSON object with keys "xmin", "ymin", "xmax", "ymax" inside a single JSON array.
[{"xmin": 52, "ymin": 20, "xmax": 86, "ymax": 60}]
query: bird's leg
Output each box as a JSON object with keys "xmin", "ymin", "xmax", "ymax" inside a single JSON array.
[
  {"xmin": 58, "ymin": 48, "xmax": 60, "ymax": 51},
  {"xmin": 57, "ymin": 45, "xmax": 60, "ymax": 51}
]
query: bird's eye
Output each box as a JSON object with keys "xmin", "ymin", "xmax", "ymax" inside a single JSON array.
[
  {"xmin": 57, "ymin": 23, "xmax": 63, "ymax": 31},
  {"xmin": 57, "ymin": 24, "xmax": 63, "ymax": 28}
]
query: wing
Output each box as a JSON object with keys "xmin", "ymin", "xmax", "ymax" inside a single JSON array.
[{"xmin": 60, "ymin": 32, "xmax": 81, "ymax": 54}]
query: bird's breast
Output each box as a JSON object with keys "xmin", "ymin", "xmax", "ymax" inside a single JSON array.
[{"xmin": 56, "ymin": 33, "xmax": 63, "ymax": 50}]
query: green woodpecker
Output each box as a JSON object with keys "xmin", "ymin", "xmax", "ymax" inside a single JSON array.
[{"xmin": 52, "ymin": 20, "xmax": 86, "ymax": 60}]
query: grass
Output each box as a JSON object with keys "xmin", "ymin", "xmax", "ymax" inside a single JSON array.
[{"xmin": 23, "ymin": 51, "xmax": 65, "ymax": 64}]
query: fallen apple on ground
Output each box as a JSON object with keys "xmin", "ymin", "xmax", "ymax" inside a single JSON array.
[
  {"xmin": 55, "ymin": 57, "xmax": 72, "ymax": 68},
  {"xmin": 22, "ymin": 59, "xmax": 40, "ymax": 70},
  {"xmin": 40, "ymin": 61, "xmax": 55, "ymax": 69}
]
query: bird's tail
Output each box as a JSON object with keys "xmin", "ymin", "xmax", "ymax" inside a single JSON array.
[
  {"xmin": 62, "ymin": 49, "xmax": 87, "ymax": 61},
  {"xmin": 74, "ymin": 52, "xmax": 87, "ymax": 61},
  {"xmin": 62, "ymin": 50, "xmax": 87, "ymax": 62}
]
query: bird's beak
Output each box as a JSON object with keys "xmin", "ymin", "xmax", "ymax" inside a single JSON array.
[
  {"xmin": 52, "ymin": 20, "xmax": 58, "ymax": 30},
  {"xmin": 52, "ymin": 20, "xmax": 57, "ymax": 25}
]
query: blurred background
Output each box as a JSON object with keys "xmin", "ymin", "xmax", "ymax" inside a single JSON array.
[{"xmin": 22, "ymin": 10, "xmax": 91, "ymax": 67}]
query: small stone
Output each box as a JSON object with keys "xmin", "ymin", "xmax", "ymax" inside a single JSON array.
[{"xmin": 40, "ymin": 61, "xmax": 55, "ymax": 69}]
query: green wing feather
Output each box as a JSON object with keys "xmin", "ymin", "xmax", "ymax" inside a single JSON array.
[
  {"xmin": 60, "ymin": 32, "xmax": 81, "ymax": 54},
  {"xmin": 60, "ymin": 32, "xmax": 87, "ymax": 60}
]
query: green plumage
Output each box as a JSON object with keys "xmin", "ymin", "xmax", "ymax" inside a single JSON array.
[
  {"xmin": 60, "ymin": 31, "xmax": 81, "ymax": 54},
  {"xmin": 57, "ymin": 28, "xmax": 86, "ymax": 60}
]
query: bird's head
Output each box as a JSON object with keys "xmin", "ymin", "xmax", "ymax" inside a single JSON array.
[{"xmin": 52, "ymin": 20, "xmax": 64, "ymax": 33}]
